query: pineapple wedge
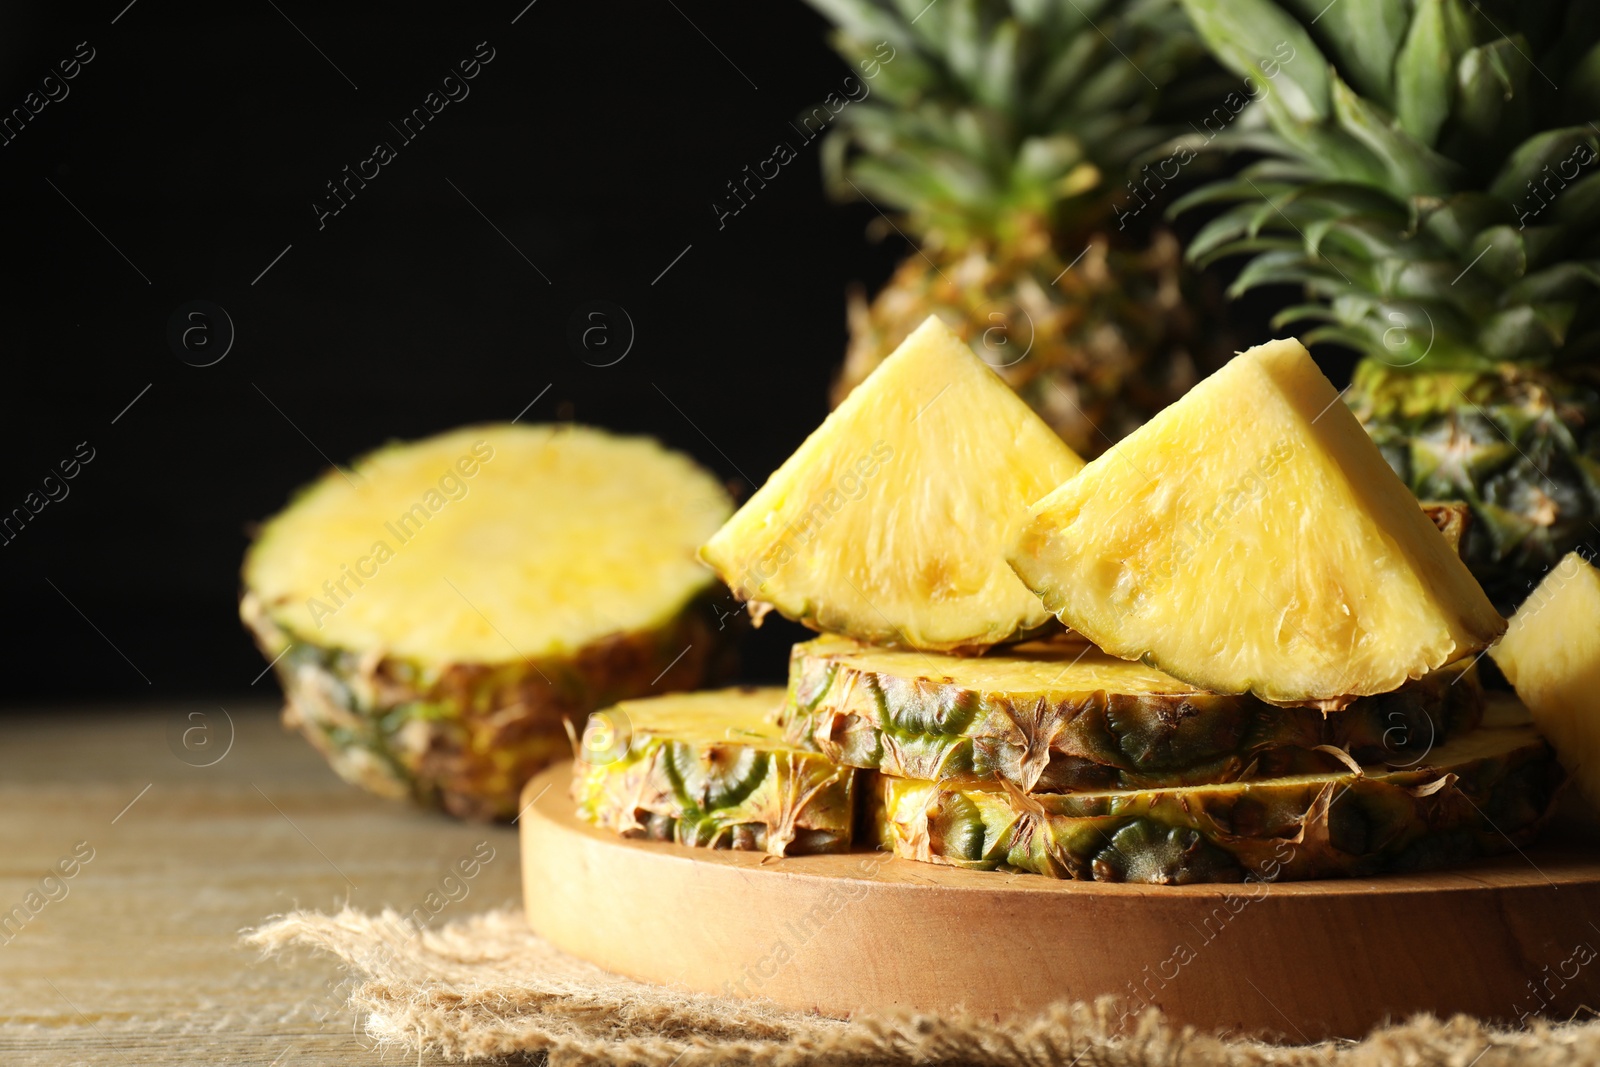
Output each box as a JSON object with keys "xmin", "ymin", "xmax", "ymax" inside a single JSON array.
[
  {"xmin": 1491, "ymin": 552, "xmax": 1600, "ymax": 807},
  {"xmin": 573, "ymin": 688, "xmax": 856, "ymax": 857},
  {"xmin": 1009, "ymin": 338, "xmax": 1504, "ymax": 707},
  {"xmin": 242, "ymin": 424, "xmax": 737, "ymax": 819},
  {"xmin": 784, "ymin": 635, "xmax": 1482, "ymax": 793},
  {"xmin": 875, "ymin": 726, "xmax": 1561, "ymax": 883},
  {"xmin": 701, "ymin": 315, "xmax": 1085, "ymax": 653}
]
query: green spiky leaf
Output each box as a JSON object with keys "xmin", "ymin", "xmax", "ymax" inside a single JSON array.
[
  {"xmin": 1330, "ymin": 74, "xmax": 1456, "ymax": 198},
  {"xmin": 1284, "ymin": 0, "xmax": 1408, "ymax": 103},
  {"xmin": 1489, "ymin": 128, "xmax": 1600, "ymax": 204},
  {"xmin": 1392, "ymin": 0, "xmax": 1457, "ymax": 147},
  {"xmin": 1179, "ymin": 0, "xmax": 1329, "ymax": 120}
]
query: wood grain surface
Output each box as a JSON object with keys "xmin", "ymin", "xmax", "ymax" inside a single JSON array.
[
  {"xmin": 522, "ymin": 763, "xmax": 1600, "ymax": 1040},
  {"xmin": 0, "ymin": 703, "xmax": 521, "ymax": 1066}
]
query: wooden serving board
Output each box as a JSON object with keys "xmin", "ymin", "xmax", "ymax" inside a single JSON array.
[{"xmin": 519, "ymin": 765, "xmax": 1600, "ymax": 1040}]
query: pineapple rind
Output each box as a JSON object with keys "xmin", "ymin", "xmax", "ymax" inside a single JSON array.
[
  {"xmin": 835, "ymin": 232, "xmax": 1213, "ymax": 459},
  {"xmin": 783, "ymin": 635, "xmax": 1482, "ymax": 793},
  {"xmin": 874, "ymin": 727, "xmax": 1562, "ymax": 883},
  {"xmin": 242, "ymin": 590, "xmax": 736, "ymax": 821},
  {"xmin": 572, "ymin": 688, "xmax": 856, "ymax": 857},
  {"xmin": 1353, "ymin": 363, "xmax": 1600, "ymax": 611}
]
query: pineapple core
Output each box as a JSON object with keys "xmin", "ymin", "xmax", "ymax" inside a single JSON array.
[
  {"xmin": 700, "ymin": 315, "xmax": 1085, "ymax": 652},
  {"xmin": 1492, "ymin": 552, "xmax": 1600, "ymax": 807},
  {"xmin": 1009, "ymin": 338, "xmax": 1504, "ymax": 706}
]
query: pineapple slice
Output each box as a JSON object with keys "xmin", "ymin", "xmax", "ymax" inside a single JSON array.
[
  {"xmin": 573, "ymin": 687, "xmax": 856, "ymax": 856},
  {"xmin": 784, "ymin": 635, "xmax": 1481, "ymax": 793},
  {"xmin": 1491, "ymin": 552, "xmax": 1600, "ymax": 807},
  {"xmin": 875, "ymin": 726, "xmax": 1561, "ymax": 883},
  {"xmin": 701, "ymin": 315, "xmax": 1085, "ymax": 652},
  {"xmin": 1009, "ymin": 338, "xmax": 1504, "ymax": 707},
  {"xmin": 241, "ymin": 424, "xmax": 736, "ymax": 819}
]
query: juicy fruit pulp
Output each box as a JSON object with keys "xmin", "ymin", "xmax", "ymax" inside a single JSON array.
[
  {"xmin": 246, "ymin": 424, "xmax": 730, "ymax": 661},
  {"xmin": 784, "ymin": 635, "xmax": 1482, "ymax": 793},
  {"xmin": 241, "ymin": 424, "xmax": 737, "ymax": 819},
  {"xmin": 573, "ymin": 688, "xmax": 856, "ymax": 857},
  {"xmin": 874, "ymin": 727, "xmax": 1561, "ymax": 883},
  {"xmin": 701, "ymin": 316, "xmax": 1085, "ymax": 652},
  {"xmin": 1492, "ymin": 552, "xmax": 1600, "ymax": 808},
  {"xmin": 1010, "ymin": 338, "xmax": 1505, "ymax": 706}
]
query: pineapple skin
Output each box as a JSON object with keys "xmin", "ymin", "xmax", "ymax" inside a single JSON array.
[
  {"xmin": 835, "ymin": 230, "xmax": 1211, "ymax": 459},
  {"xmin": 783, "ymin": 637, "xmax": 1483, "ymax": 794},
  {"xmin": 874, "ymin": 728, "xmax": 1562, "ymax": 883},
  {"xmin": 572, "ymin": 688, "xmax": 856, "ymax": 857},
  {"xmin": 242, "ymin": 591, "xmax": 737, "ymax": 821},
  {"xmin": 1350, "ymin": 362, "xmax": 1600, "ymax": 611}
]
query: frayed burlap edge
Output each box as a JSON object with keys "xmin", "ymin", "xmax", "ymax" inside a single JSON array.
[{"xmin": 244, "ymin": 907, "xmax": 1600, "ymax": 1066}]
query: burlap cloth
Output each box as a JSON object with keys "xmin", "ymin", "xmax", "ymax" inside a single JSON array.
[{"xmin": 244, "ymin": 906, "xmax": 1600, "ymax": 1065}]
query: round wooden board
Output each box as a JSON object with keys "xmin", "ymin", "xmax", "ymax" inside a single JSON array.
[{"xmin": 519, "ymin": 765, "xmax": 1600, "ymax": 1040}]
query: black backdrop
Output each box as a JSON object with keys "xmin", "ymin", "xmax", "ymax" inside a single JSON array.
[{"xmin": 0, "ymin": 1, "xmax": 1297, "ymax": 705}]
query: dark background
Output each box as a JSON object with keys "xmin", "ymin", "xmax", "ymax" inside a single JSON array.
[{"xmin": 0, "ymin": 0, "xmax": 1290, "ymax": 705}]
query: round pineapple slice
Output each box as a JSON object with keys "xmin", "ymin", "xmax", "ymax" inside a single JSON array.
[
  {"xmin": 874, "ymin": 726, "xmax": 1562, "ymax": 883},
  {"xmin": 241, "ymin": 424, "xmax": 737, "ymax": 819},
  {"xmin": 573, "ymin": 687, "xmax": 856, "ymax": 856},
  {"xmin": 785, "ymin": 635, "xmax": 1483, "ymax": 793}
]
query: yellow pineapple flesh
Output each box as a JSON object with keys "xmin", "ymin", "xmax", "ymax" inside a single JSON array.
[
  {"xmin": 241, "ymin": 424, "xmax": 736, "ymax": 818},
  {"xmin": 1009, "ymin": 338, "xmax": 1504, "ymax": 706},
  {"xmin": 247, "ymin": 425, "xmax": 730, "ymax": 662},
  {"xmin": 1491, "ymin": 552, "xmax": 1600, "ymax": 808},
  {"xmin": 701, "ymin": 315, "xmax": 1085, "ymax": 653}
]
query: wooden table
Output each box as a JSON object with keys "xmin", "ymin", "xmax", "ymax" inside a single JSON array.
[{"xmin": 0, "ymin": 702, "xmax": 522, "ymax": 1065}]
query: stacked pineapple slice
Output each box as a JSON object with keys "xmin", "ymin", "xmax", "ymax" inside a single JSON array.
[{"xmin": 574, "ymin": 325, "xmax": 1565, "ymax": 883}]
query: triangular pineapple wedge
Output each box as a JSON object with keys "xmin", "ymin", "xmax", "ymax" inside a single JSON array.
[
  {"xmin": 1009, "ymin": 338, "xmax": 1504, "ymax": 707},
  {"xmin": 783, "ymin": 634, "xmax": 1481, "ymax": 793},
  {"xmin": 572, "ymin": 688, "xmax": 856, "ymax": 857},
  {"xmin": 702, "ymin": 316, "xmax": 1085, "ymax": 652},
  {"xmin": 1491, "ymin": 552, "xmax": 1600, "ymax": 808}
]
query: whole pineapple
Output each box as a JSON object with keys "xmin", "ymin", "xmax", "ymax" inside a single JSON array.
[
  {"xmin": 1178, "ymin": 0, "xmax": 1600, "ymax": 608},
  {"xmin": 808, "ymin": 0, "xmax": 1233, "ymax": 456}
]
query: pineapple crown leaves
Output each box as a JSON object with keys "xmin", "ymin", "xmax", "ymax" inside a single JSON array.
[
  {"xmin": 1175, "ymin": 0, "xmax": 1600, "ymax": 372},
  {"xmin": 805, "ymin": 0, "xmax": 1227, "ymax": 251}
]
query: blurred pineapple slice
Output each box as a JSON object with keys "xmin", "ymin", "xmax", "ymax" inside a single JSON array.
[{"xmin": 1491, "ymin": 552, "xmax": 1600, "ymax": 807}]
